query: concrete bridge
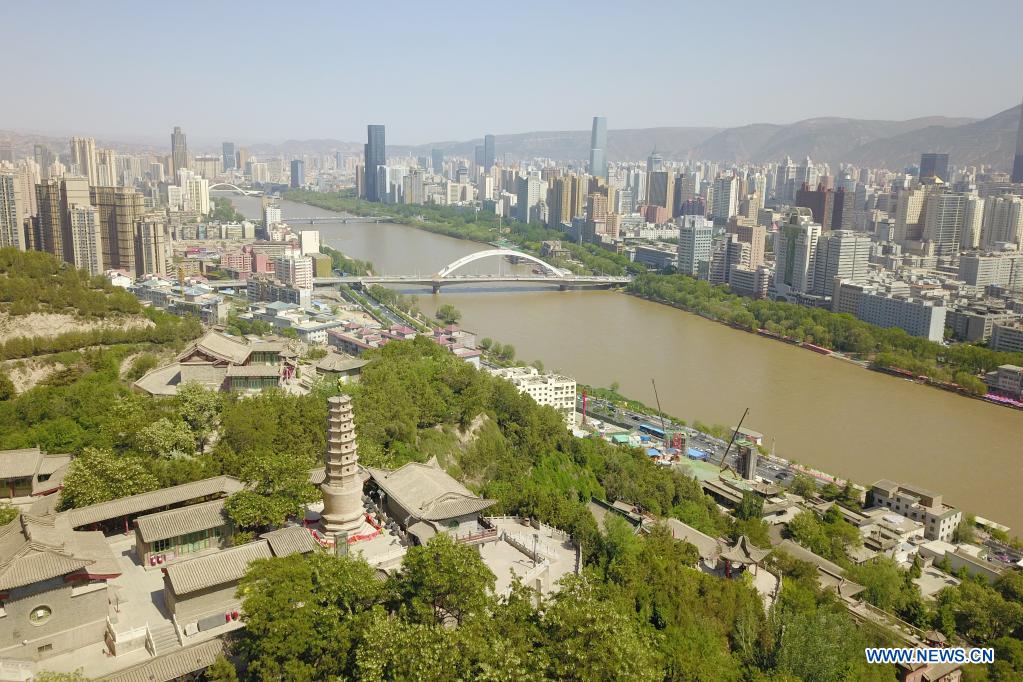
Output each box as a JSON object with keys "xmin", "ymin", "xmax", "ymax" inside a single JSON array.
[
  {"xmin": 280, "ymin": 216, "xmax": 392, "ymax": 225},
  {"xmin": 203, "ymin": 249, "xmax": 631, "ymax": 293}
]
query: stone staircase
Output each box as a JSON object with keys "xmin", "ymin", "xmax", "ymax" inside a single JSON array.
[{"xmin": 148, "ymin": 623, "xmax": 180, "ymax": 656}]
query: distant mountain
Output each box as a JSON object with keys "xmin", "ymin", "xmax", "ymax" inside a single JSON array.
[{"xmin": 3, "ymin": 105, "xmax": 1019, "ymax": 171}]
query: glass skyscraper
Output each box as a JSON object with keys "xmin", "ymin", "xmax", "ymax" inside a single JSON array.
[
  {"xmin": 364, "ymin": 125, "xmax": 386, "ymax": 202},
  {"xmin": 589, "ymin": 116, "xmax": 607, "ymax": 179}
]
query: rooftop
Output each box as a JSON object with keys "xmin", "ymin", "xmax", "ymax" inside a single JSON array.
[{"xmin": 367, "ymin": 462, "xmax": 496, "ymax": 522}]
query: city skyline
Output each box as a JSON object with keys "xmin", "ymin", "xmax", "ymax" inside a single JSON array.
[{"xmin": 3, "ymin": 1, "xmax": 1023, "ymax": 144}]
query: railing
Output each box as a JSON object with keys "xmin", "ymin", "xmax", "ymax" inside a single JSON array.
[
  {"xmin": 484, "ymin": 516, "xmax": 572, "ymax": 542},
  {"xmin": 455, "ymin": 527, "xmax": 498, "ymax": 544}
]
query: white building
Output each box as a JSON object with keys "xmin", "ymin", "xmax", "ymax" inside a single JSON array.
[
  {"xmin": 489, "ymin": 366, "xmax": 576, "ymax": 426},
  {"xmin": 856, "ymin": 291, "xmax": 946, "ymax": 342},
  {"xmin": 677, "ymin": 215, "xmax": 713, "ymax": 277},
  {"xmin": 774, "ymin": 213, "xmax": 822, "ymax": 296},
  {"xmin": 0, "ymin": 172, "xmax": 24, "ymax": 250},
  {"xmin": 980, "ymin": 195, "xmax": 1023, "ymax": 249},
  {"xmin": 68, "ymin": 204, "xmax": 103, "ymax": 276},
  {"xmin": 178, "ymin": 170, "xmax": 210, "ymax": 215},
  {"xmin": 273, "ymin": 255, "xmax": 313, "ymax": 290},
  {"xmin": 263, "ymin": 203, "xmax": 282, "ymax": 227},
  {"xmin": 868, "ymin": 480, "xmax": 962, "ymax": 543},
  {"xmin": 299, "ymin": 230, "xmax": 320, "ymax": 256}
]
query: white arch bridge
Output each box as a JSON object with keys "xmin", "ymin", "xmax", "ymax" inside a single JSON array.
[
  {"xmin": 209, "ymin": 183, "xmax": 263, "ymax": 196},
  {"xmin": 206, "ymin": 249, "xmax": 631, "ymax": 293}
]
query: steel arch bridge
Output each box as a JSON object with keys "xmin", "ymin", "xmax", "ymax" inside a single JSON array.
[
  {"xmin": 209, "ymin": 183, "xmax": 262, "ymax": 196},
  {"xmin": 436, "ymin": 249, "xmax": 569, "ymax": 278}
]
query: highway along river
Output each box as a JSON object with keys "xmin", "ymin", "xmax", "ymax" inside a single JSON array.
[{"xmin": 227, "ymin": 193, "xmax": 1023, "ymax": 531}]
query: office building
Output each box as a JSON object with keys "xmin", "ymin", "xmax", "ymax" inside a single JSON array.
[
  {"xmin": 774, "ymin": 214, "xmax": 821, "ymax": 296},
  {"xmin": 299, "ymin": 230, "xmax": 320, "ymax": 257},
  {"xmin": 364, "ymin": 125, "xmax": 386, "ymax": 202},
  {"xmin": 134, "ymin": 217, "xmax": 167, "ymax": 276},
  {"xmin": 980, "ymin": 195, "xmax": 1023, "ymax": 248},
  {"xmin": 712, "ymin": 175, "xmax": 738, "ymax": 223},
  {"xmin": 811, "ymin": 230, "xmax": 872, "ymax": 297},
  {"xmin": 0, "ymin": 173, "xmax": 24, "ymax": 250},
  {"xmin": 985, "ymin": 363, "xmax": 1023, "ymax": 399},
  {"xmin": 69, "ymin": 137, "xmax": 99, "ymax": 185},
  {"xmin": 856, "ymin": 292, "xmax": 947, "ymax": 342},
  {"xmin": 677, "ymin": 215, "xmax": 714, "ymax": 277},
  {"xmin": 67, "ymin": 204, "xmax": 103, "ymax": 275},
  {"xmin": 795, "ymin": 183, "xmax": 838, "ymax": 230},
  {"xmin": 290, "ymin": 159, "xmax": 304, "ymax": 189},
  {"xmin": 958, "ymin": 251, "xmax": 1023, "ymax": 291},
  {"xmin": 91, "ymin": 186, "xmax": 145, "ymax": 272},
  {"xmin": 868, "ymin": 481, "xmax": 961, "ymax": 543},
  {"xmin": 264, "ymin": 202, "xmax": 282, "ymax": 227},
  {"xmin": 1012, "ymin": 97, "xmax": 1023, "ymax": 184},
  {"xmin": 894, "ymin": 187, "xmax": 927, "ymax": 245},
  {"xmin": 588, "ymin": 117, "xmax": 607, "ymax": 179},
  {"xmin": 517, "ymin": 175, "xmax": 541, "ymax": 223},
  {"xmin": 178, "ymin": 170, "xmax": 210, "ymax": 215},
  {"xmin": 919, "ymin": 153, "xmax": 950, "ymax": 183},
  {"xmin": 922, "ymin": 192, "xmax": 967, "ymax": 256},
  {"xmin": 647, "ymin": 171, "xmax": 674, "ymax": 215},
  {"xmin": 647, "ymin": 152, "xmax": 663, "ymax": 174},
  {"xmin": 431, "ymin": 149, "xmax": 444, "ymax": 176},
  {"xmin": 171, "ymin": 126, "xmax": 188, "ymax": 175},
  {"xmin": 991, "ymin": 324, "xmax": 1023, "ymax": 354},
  {"xmin": 222, "ymin": 142, "xmax": 236, "ymax": 170},
  {"xmin": 483, "ymin": 134, "xmax": 496, "ymax": 171},
  {"xmin": 732, "ymin": 222, "xmax": 766, "ymax": 268},
  {"xmin": 709, "ymin": 234, "xmax": 750, "ymax": 285},
  {"xmin": 728, "ymin": 265, "xmax": 771, "ymax": 299}
]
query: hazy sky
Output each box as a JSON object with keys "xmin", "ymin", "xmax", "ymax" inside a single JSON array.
[{"xmin": 5, "ymin": 0, "xmax": 1022, "ymax": 147}]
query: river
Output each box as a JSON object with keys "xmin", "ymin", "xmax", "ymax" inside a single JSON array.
[{"xmin": 225, "ymin": 193, "xmax": 1023, "ymax": 531}]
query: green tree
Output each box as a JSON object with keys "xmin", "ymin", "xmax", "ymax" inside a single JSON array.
[
  {"xmin": 789, "ymin": 473, "xmax": 818, "ymax": 498},
  {"xmin": 0, "ymin": 505, "xmax": 18, "ymax": 525},
  {"xmin": 204, "ymin": 656, "xmax": 239, "ymax": 681},
  {"xmin": 435, "ymin": 303, "xmax": 462, "ymax": 325},
  {"xmin": 478, "ymin": 337, "xmax": 493, "ymax": 350},
  {"xmin": 59, "ymin": 447, "xmax": 160, "ymax": 509},
  {"xmin": 390, "ymin": 533, "xmax": 496, "ymax": 626},
  {"xmin": 225, "ymin": 451, "xmax": 320, "ymax": 530},
  {"xmin": 138, "ymin": 418, "xmax": 195, "ymax": 459},
  {"xmin": 176, "ymin": 381, "xmax": 222, "ymax": 453},
  {"xmin": 736, "ymin": 490, "xmax": 764, "ymax": 521},
  {"xmin": 238, "ymin": 553, "xmax": 385, "ymax": 680},
  {"xmin": 0, "ymin": 371, "xmax": 15, "ymax": 401}
]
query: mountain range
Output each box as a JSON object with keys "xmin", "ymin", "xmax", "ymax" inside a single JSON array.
[{"xmin": 3, "ymin": 104, "xmax": 1020, "ymax": 171}]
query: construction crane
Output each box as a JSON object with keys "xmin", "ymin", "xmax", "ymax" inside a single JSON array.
[
  {"xmin": 716, "ymin": 407, "xmax": 749, "ymax": 478},
  {"xmin": 650, "ymin": 379, "xmax": 669, "ymax": 448}
]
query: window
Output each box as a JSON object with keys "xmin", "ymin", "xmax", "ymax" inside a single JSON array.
[
  {"xmin": 152, "ymin": 538, "xmax": 171, "ymax": 553},
  {"xmin": 37, "ymin": 644, "xmax": 52, "ymax": 654},
  {"xmin": 28, "ymin": 605, "xmax": 52, "ymax": 626}
]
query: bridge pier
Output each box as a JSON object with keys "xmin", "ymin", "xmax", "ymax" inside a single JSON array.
[
  {"xmin": 559, "ymin": 283, "xmax": 568, "ymax": 291},
  {"xmin": 432, "ymin": 283, "xmax": 441, "ymax": 294}
]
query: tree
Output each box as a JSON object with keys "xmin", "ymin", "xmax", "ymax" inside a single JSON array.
[
  {"xmin": 736, "ymin": 490, "xmax": 764, "ymax": 521},
  {"xmin": 478, "ymin": 337, "xmax": 493, "ymax": 350},
  {"xmin": 176, "ymin": 381, "xmax": 222, "ymax": 453},
  {"xmin": 32, "ymin": 673, "xmax": 90, "ymax": 682},
  {"xmin": 953, "ymin": 514, "xmax": 976, "ymax": 544},
  {"xmin": 59, "ymin": 448, "xmax": 160, "ymax": 510},
  {"xmin": 789, "ymin": 473, "xmax": 817, "ymax": 498},
  {"xmin": 0, "ymin": 371, "xmax": 15, "ymax": 401},
  {"xmin": 138, "ymin": 418, "xmax": 195, "ymax": 459},
  {"xmin": 225, "ymin": 450, "xmax": 320, "ymax": 530},
  {"xmin": 0, "ymin": 505, "xmax": 17, "ymax": 525},
  {"xmin": 204, "ymin": 656, "xmax": 239, "ymax": 682},
  {"xmin": 390, "ymin": 533, "xmax": 496, "ymax": 626},
  {"xmin": 238, "ymin": 553, "xmax": 385, "ymax": 680},
  {"xmin": 435, "ymin": 303, "xmax": 462, "ymax": 325}
]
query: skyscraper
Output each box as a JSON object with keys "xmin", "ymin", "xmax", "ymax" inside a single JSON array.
[
  {"xmin": 67, "ymin": 204, "xmax": 103, "ymax": 276},
  {"xmin": 222, "ymin": 142, "xmax": 236, "ymax": 170},
  {"xmin": 980, "ymin": 195, "xmax": 1023, "ymax": 248},
  {"xmin": 677, "ymin": 215, "xmax": 714, "ymax": 277},
  {"xmin": 91, "ymin": 186, "xmax": 145, "ymax": 271},
  {"xmin": 364, "ymin": 125, "xmax": 386, "ymax": 202},
  {"xmin": 811, "ymin": 230, "xmax": 872, "ymax": 297},
  {"xmin": 0, "ymin": 173, "xmax": 24, "ymax": 250},
  {"xmin": 171, "ymin": 126, "xmax": 188, "ymax": 176},
  {"xmin": 647, "ymin": 151, "xmax": 663, "ymax": 174},
  {"xmin": 775, "ymin": 213, "xmax": 822, "ymax": 296},
  {"xmin": 290, "ymin": 159, "xmax": 305, "ymax": 189},
  {"xmin": 431, "ymin": 149, "xmax": 444, "ymax": 176},
  {"xmin": 919, "ymin": 153, "xmax": 950, "ymax": 183},
  {"xmin": 922, "ymin": 192, "xmax": 967, "ymax": 256},
  {"xmin": 647, "ymin": 171, "xmax": 674, "ymax": 215},
  {"xmin": 69, "ymin": 137, "xmax": 99, "ymax": 185},
  {"xmin": 1013, "ymin": 97, "xmax": 1023, "ymax": 184},
  {"xmin": 483, "ymin": 134, "xmax": 496, "ymax": 171},
  {"xmin": 712, "ymin": 176, "xmax": 738, "ymax": 223},
  {"xmin": 589, "ymin": 117, "xmax": 607, "ymax": 179},
  {"xmin": 134, "ymin": 217, "xmax": 167, "ymax": 276},
  {"xmin": 474, "ymin": 145, "xmax": 485, "ymax": 168}
]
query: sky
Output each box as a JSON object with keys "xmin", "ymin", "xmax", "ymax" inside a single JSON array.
[{"xmin": 5, "ymin": 0, "xmax": 1023, "ymax": 148}]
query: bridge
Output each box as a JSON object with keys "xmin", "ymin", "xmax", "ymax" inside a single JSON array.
[
  {"xmin": 280, "ymin": 216, "xmax": 392, "ymax": 225},
  {"xmin": 203, "ymin": 249, "xmax": 631, "ymax": 293},
  {"xmin": 209, "ymin": 183, "xmax": 263, "ymax": 196}
]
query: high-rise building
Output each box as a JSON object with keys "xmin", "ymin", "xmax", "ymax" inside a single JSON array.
[
  {"xmin": 733, "ymin": 222, "xmax": 766, "ymax": 268},
  {"xmin": 894, "ymin": 187, "xmax": 928, "ymax": 245},
  {"xmin": 712, "ymin": 176, "xmax": 738, "ymax": 223},
  {"xmin": 134, "ymin": 217, "xmax": 167, "ymax": 276},
  {"xmin": 647, "ymin": 152, "xmax": 663, "ymax": 174},
  {"xmin": 920, "ymin": 153, "xmax": 950, "ymax": 183},
  {"xmin": 589, "ymin": 117, "xmax": 607, "ymax": 179},
  {"xmin": 91, "ymin": 186, "xmax": 145, "ymax": 272},
  {"xmin": 775, "ymin": 213, "xmax": 822, "ymax": 296},
  {"xmin": 431, "ymin": 149, "xmax": 444, "ymax": 176},
  {"xmin": 290, "ymin": 159, "xmax": 305, "ymax": 189},
  {"xmin": 178, "ymin": 170, "xmax": 211, "ymax": 215},
  {"xmin": 709, "ymin": 234, "xmax": 751, "ymax": 286},
  {"xmin": 97, "ymin": 149, "xmax": 118, "ymax": 187},
  {"xmin": 67, "ymin": 204, "xmax": 103, "ymax": 275},
  {"xmin": 483, "ymin": 134, "xmax": 496, "ymax": 171},
  {"xmin": 677, "ymin": 215, "xmax": 714, "ymax": 277},
  {"xmin": 0, "ymin": 173, "xmax": 24, "ymax": 250},
  {"xmin": 796, "ymin": 183, "xmax": 836, "ymax": 230},
  {"xmin": 34, "ymin": 145, "xmax": 55, "ymax": 176},
  {"xmin": 364, "ymin": 125, "xmax": 386, "ymax": 202},
  {"xmin": 922, "ymin": 192, "xmax": 967, "ymax": 256},
  {"xmin": 222, "ymin": 142, "xmax": 236, "ymax": 170},
  {"xmin": 981, "ymin": 195, "xmax": 1023, "ymax": 248},
  {"xmin": 171, "ymin": 126, "xmax": 188, "ymax": 175},
  {"xmin": 1013, "ymin": 96, "xmax": 1023, "ymax": 184},
  {"xmin": 811, "ymin": 230, "xmax": 872, "ymax": 297},
  {"xmin": 69, "ymin": 137, "xmax": 99, "ymax": 185},
  {"xmin": 35, "ymin": 180, "xmax": 65, "ymax": 259},
  {"xmin": 517, "ymin": 176, "xmax": 541, "ymax": 223},
  {"xmin": 647, "ymin": 171, "xmax": 674, "ymax": 215},
  {"xmin": 236, "ymin": 147, "xmax": 249, "ymax": 172},
  {"xmin": 275, "ymin": 255, "xmax": 313, "ymax": 289},
  {"xmin": 961, "ymin": 194, "xmax": 985, "ymax": 251}
]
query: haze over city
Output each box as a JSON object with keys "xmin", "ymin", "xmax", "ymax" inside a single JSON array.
[{"xmin": 4, "ymin": 0, "xmax": 1023, "ymax": 144}]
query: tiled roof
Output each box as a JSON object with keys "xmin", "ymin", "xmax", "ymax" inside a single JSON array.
[
  {"xmin": 720, "ymin": 535, "xmax": 770, "ymax": 565},
  {"xmin": 178, "ymin": 330, "xmax": 252, "ymax": 365},
  {"xmin": 164, "ymin": 540, "xmax": 273, "ymax": 596},
  {"xmin": 0, "ymin": 546, "xmax": 91, "ymax": 590},
  {"xmin": 101, "ymin": 639, "xmax": 224, "ymax": 682},
  {"xmin": 315, "ymin": 353, "xmax": 369, "ymax": 373},
  {"xmin": 225, "ymin": 364, "xmax": 280, "ymax": 377},
  {"xmin": 261, "ymin": 526, "xmax": 319, "ymax": 557},
  {"xmin": 367, "ymin": 462, "xmax": 495, "ymax": 522},
  {"xmin": 0, "ymin": 448, "xmax": 44, "ymax": 480},
  {"xmin": 63, "ymin": 476, "xmax": 243, "ymax": 528},
  {"xmin": 134, "ymin": 499, "xmax": 229, "ymax": 543}
]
